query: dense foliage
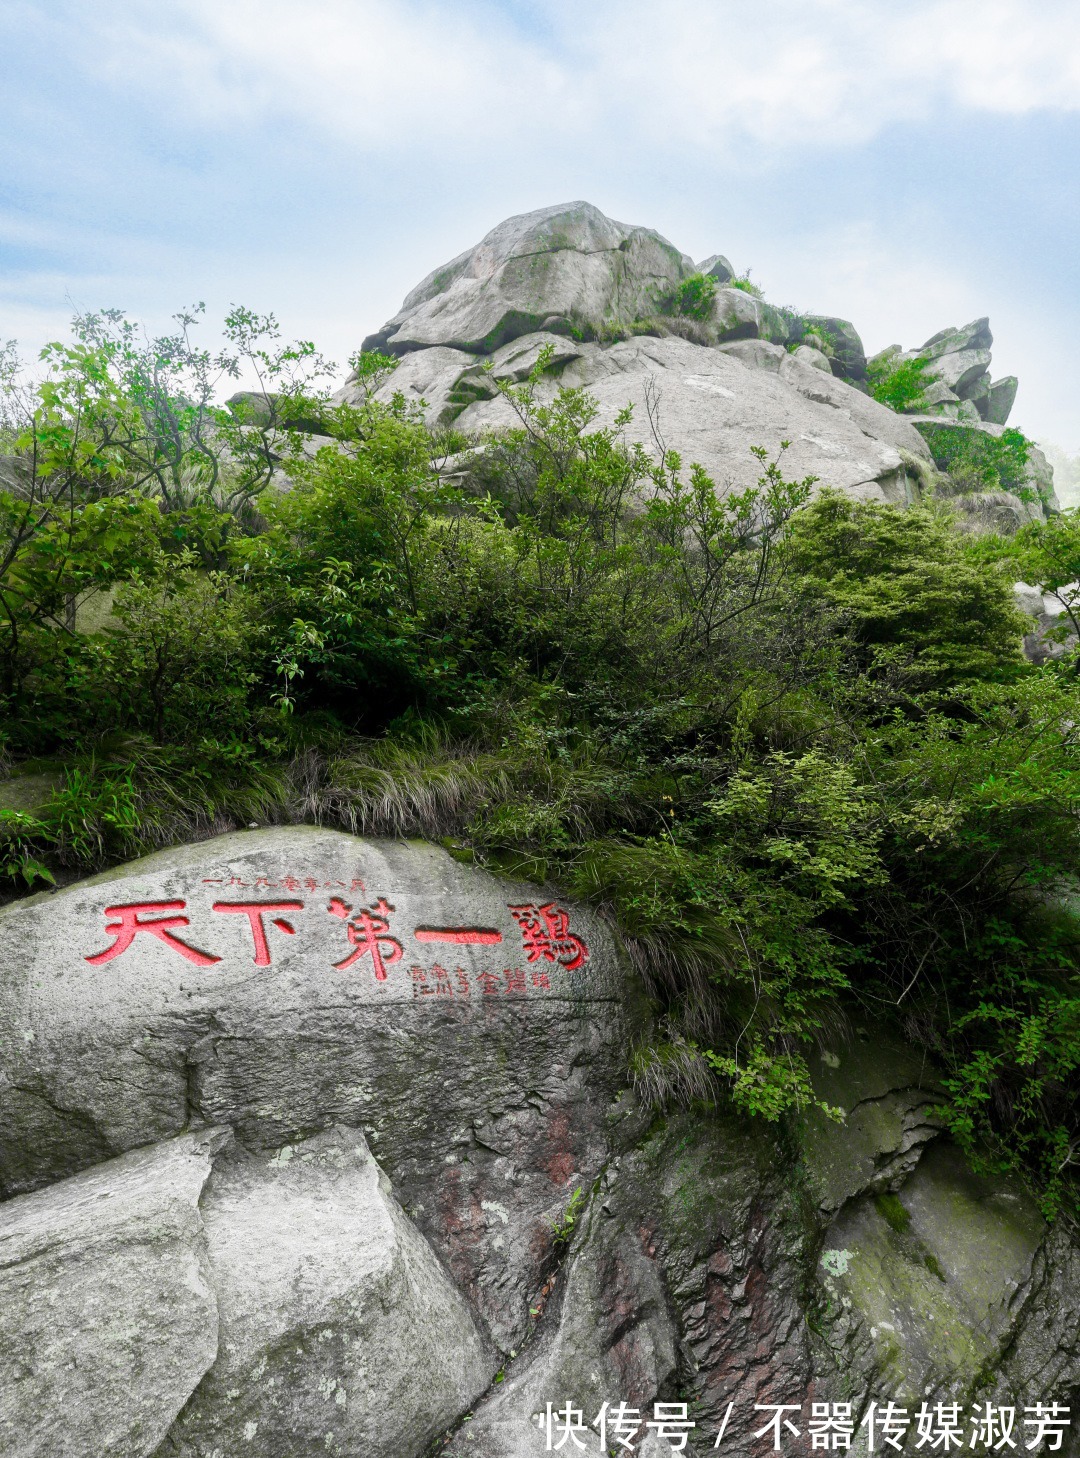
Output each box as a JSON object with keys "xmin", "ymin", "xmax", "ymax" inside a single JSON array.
[
  {"xmin": 918, "ymin": 421, "xmax": 1034, "ymax": 497},
  {"xmin": 2, "ymin": 315, "xmax": 1078, "ymax": 1217},
  {"xmin": 866, "ymin": 349, "xmax": 934, "ymax": 412},
  {"xmin": 673, "ymin": 272, "xmax": 718, "ymax": 321}
]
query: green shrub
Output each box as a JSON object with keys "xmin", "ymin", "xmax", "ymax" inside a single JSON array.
[
  {"xmin": 673, "ymin": 272, "xmax": 717, "ymax": 321},
  {"xmin": 3, "ymin": 307, "xmax": 1079, "ymax": 1218},
  {"xmin": 917, "ymin": 422, "xmax": 1033, "ymax": 497},
  {"xmin": 727, "ymin": 272, "xmax": 763, "ymax": 298},
  {"xmin": 795, "ymin": 324, "xmax": 836, "ymax": 357},
  {"xmin": 867, "ymin": 351, "xmax": 934, "ymax": 412}
]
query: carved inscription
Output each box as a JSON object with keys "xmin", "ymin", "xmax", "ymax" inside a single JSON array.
[{"xmin": 83, "ymin": 873, "xmax": 590, "ymax": 995}]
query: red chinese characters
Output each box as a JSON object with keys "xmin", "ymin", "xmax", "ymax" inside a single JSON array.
[
  {"xmin": 211, "ymin": 901, "xmax": 303, "ymax": 967},
  {"xmin": 83, "ymin": 885, "xmax": 585, "ymax": 987},
  {"xmin": 508, "ymin": 902, "xmax": 588, "ymax": 971},
  {"xmin": 326, "ymin": 896, "xmax": 403, "ymax": 980},
  {"xmin": 85, "ymin": 901, "xmax": 221, "ymax": 967},
  {"xmin": 414, "ymin": 926, "xmax": 503, "ymax": 946}
]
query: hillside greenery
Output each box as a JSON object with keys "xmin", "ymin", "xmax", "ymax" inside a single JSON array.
[
  {"xmin": 918, "ymin": 421, "xmax": 1034, "ymax": 497},
  {"xmin": 867, "ymin": 349, "xmax": 935, "ymax": 413},
  {"xmin": 2, "ymin": 313, "xmax": 1079, "ymax": 1218}
]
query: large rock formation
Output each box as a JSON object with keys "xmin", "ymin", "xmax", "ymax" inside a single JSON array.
[
  {"xmin": 362, "ymin": 201, "xmax": 695, "ymax": 357},
  {"xmin": 0, "ymin": 1124, "xmax": 490, "ymax": 1458},
  {"xmin": 868, "ymin": 318, "xmax": 1018, "ymax": 427},
  {"xmin": 350, "ymin": 203, "xmax": 936, "ymax": 508},
  {"xmin": 348, "ymin": 204, "xmax": 1066, "ymax": 524},
  {"xmin": 2, "ymin": 828, "xmax": 1079, "ymax": 1456},
  {"xmin": 0, "ymin": 827, "xmax": 632, "ymax": 1351}
]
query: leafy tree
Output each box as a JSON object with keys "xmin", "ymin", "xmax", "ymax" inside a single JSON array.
[
  {"xmin": 974, "ymin": 508, "xmax": 1080, "ymax": 654},
  {"xmin": 782, "ymin": 491, "xmax": 1028, "ymax": 684}
]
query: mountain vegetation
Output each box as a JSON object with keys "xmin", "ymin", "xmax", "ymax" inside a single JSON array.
[{"xmin": 2, "ymin": 308, "xmax": 1078, "ymax": 1220}]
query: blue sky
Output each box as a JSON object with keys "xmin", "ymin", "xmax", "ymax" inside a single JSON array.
[{"xmin": 3, "ymin": 0, "xmax": 1080, "ymax": 447}]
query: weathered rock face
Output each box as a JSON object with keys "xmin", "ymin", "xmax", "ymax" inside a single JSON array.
[
  {"xmin": 164, "ymin": 1125, "xmax": 491, "ymax": 1458},
  {"xmin": 0, "ymin": 1127, "xmax": 224, "ymax": 1458},
  {"xmin": 1015, "ymin": 579, "xmax": 1080, "ymax": 663},
  {"xmin": 370, "ymin": 331, "xmax": 934, "ymax": 505},
  {"xmin": 870, "ymin": 318, "xmax": 1020, "ymax": 428},
  {"xmin": 798, "ymin": 315, "xmax": 868, "ymax": 384},
  {"xmin": 0, "ymin": 827, "xmax": 641, "ymax": 1350},
  {"xmin": 0, "ymin": 1123, "xmax": 492, "ymax": 1458},
  {"xmin": 699, "ymin": 253, "xmax": 735, "ymax": 283},
  {"xmin": 4, "ymin": 834, "xmax": 1080, "ymax": 1456},
  {"xmin": 362, "ymin": 201, "xmax": 694, "ymax": 356},
  {"xmin": 344, "ymin": 202, "xmax": 944, "ymax": 505},
  {"xmin": 986, "ymin": 375, "xmax": 1019, "ymax": 425}
]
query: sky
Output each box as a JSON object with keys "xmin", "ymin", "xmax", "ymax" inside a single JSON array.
[{"xmin": 2, "ymin": 0, "xmax": 1080, "ymax": 448}]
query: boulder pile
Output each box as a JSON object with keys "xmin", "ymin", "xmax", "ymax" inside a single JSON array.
[
  {"xmin": 869, "ymin": 319, "xmax": 1017, "ymax": 425},
  {"xmin": 348, "ymin": 201, "xmax": 938, "ymax": 508},
  {"xmin": 342, "ymin": 202, "xmax": 1061, "ymax": 526}
]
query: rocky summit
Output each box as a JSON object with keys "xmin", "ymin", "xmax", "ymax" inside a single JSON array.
[
  {"xmin": 347, "ymin": 201, "xmax": 1056, "ymax": 523},
  {"xmin": 2, "ymin": 827, "xmax": 1079, "ymax": 1457}
]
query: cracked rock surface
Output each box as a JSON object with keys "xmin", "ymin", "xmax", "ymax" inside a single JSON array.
[
  {"xmin": 344, "ymin": 201, "xmax": 944, "ymax": 510},
  {"xmin": 0, "ymin": 1124, "xmax": 492, "ymax": 1458}
]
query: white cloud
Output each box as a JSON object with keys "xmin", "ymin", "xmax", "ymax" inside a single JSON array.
[
  {"xmin": 76, "ymin": 0, "xmax": 1080, "ymax": 154},
  {"xmin": 6, "ymin": 0, "xmax": 1080, "ymax": 445}
]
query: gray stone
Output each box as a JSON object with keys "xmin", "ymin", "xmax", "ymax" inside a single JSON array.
[
  {"xmin": 224, "ymin": 391, "xmax": 333, "ymax": 437},
  {"xmin": 920, "ymin": 318, "xmax": 994, "ymax": 359},
  {"xmin": 800, "ymin": 1034, "xmax": 944, "ymax": 1215},
  {"xmin": 715, "ymin": 338, "xmax": 786, "ymax": 372},
  {"xmin": 454, "ymin": 334, "xmax": 933, "ymax": 507},
  {"xmin": 791, "ymin": 343, "xmax": 833, "ymax": 374},
  {"xmin": 993, "ymin": 1222, "xmax": 1080, "ymax": 1412},
  {"xmin": 950, "ymin": 490, "xmax": 1045, "ymax": 537},
  {"xmin": 488, "ymin": 331, "xmax": 583, "ymax": 382},
  {"xmin": 349, "ymin": 333, "xmax": 582, "ymax": 426},
  {"xmin": 867, "ymin": 344, "xmax": 902, "ymax": 371},
  {"xmin": 798, "ymin": 315, "xmax": 867, "ymax": 383},
  {"xmin": 362, "ymin": 202, "xmax": 693, "ymax": 356},
  {"xmin": 337, "ymin": 344, "xmax": 475, "ymax": 420},
  {"xmin": 0, "ymin": 1123, "xmax": 493, "ymax": 1458},
  {"xmin": 698, "ymin": 253, "xmax": 735, "ymax": 283},
  {"xmin": 444, "ymin": 1196, "xmax": 678, "ymax": 1458},
  {"xmin": 986, "ymin": 375, "xmax": 1018, "ymax": 425},
  {"xmin": 0, "ymin": 827, "xmax": 644, "ymax": 1350},
  {"xmin": 965, "ymin": 371, "xmax": 991, "ymax": 416},
  {"xmin": 161, "ymin": 1126, "xmax": 492, "ymax": 1458},
  {"xmin": 919, "ymin": 379, "xmax": 962, "ymax": 413},
  {"xmin": 605, "ymin": 1112, "xmax": 814, "ymax": 1456},
  {"xmin": 928, "ymin": 346, "xmax": 993, "ymax": 397},
  {"xmin": 6, "ymin": 826, "xmax": 1080, "ymax": 1452},
  {"xmin": 0, "ymin": 1128, "xmax": 225, "ymax": 1458},
  {"xmin": 1025, "ymin": 438, "xmax": 1059, "ymax": 509},
  {"xmin": 813, "ymin": 1142, "xmax": 1049, "ymax": 1409},
  {"xmin": 1015, "ymin": 580, "xmax": 1050, "ymax": 617},
  {"xmin": 710, "ymin": 285, "xmax": 763, "ymax": 341}
]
